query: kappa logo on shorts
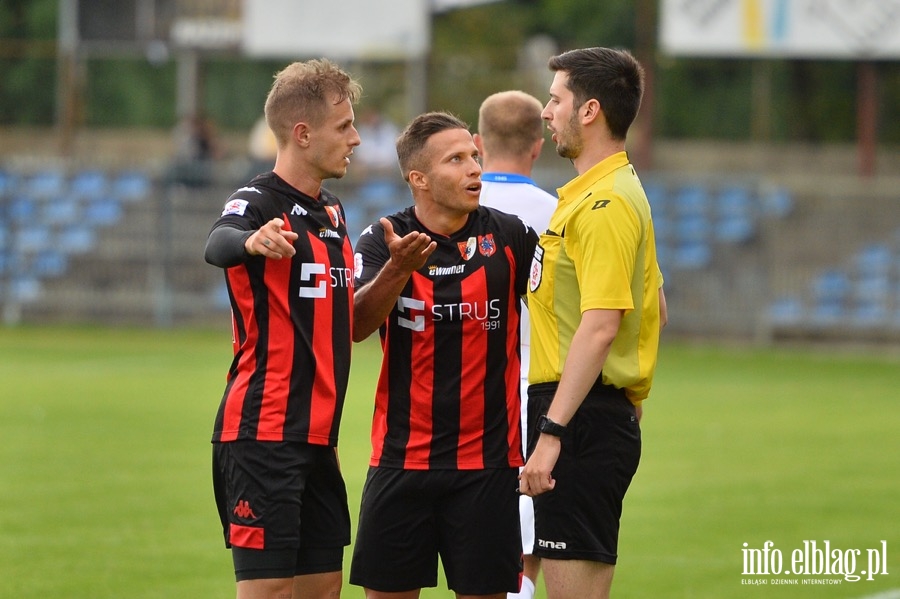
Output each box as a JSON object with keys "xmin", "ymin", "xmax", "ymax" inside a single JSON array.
[{"xmin": 233, "ymin": 500, "xmax": 257, "ymax": 519}]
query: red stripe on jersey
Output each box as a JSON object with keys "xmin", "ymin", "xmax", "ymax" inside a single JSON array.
[
  {"xmin": 404, "ymin": 273, "xmax": 435, "ymax": 469},
  {"xmin": 370, "ymin": 331, "xmax": 391, "ymax": 465},
  {"xmin": 307, "ymin": 233, "xmax": 339, "ymax": 442},
  {"xmin": 504, "ymin": 247, "xmax": 524, "ymax": 465},
  {"xmin": 256, "ymin": 238, "xmax": 294, "ymax": 441},
  {"xmin": 220, "ymin": 267, "xmax": 258, "ymax": 442},
  {"xmin": 457, "ymin": 267, "xmax": 488, "ymax": 469}
]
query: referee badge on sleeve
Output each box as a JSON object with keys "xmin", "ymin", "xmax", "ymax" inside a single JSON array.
[{"xmin": 529, "ymin": 244, "xmax": 544, "ymax": 292}]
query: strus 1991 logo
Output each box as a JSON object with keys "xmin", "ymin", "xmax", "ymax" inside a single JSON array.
[{"xmin": 741, "ymin": 540, "xmax": 889, "ymax": 585}]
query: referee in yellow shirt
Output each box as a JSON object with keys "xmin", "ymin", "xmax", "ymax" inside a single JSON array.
[{"xmin": 519, "ymin": 47, "xmax": 667, "ymax": 599}]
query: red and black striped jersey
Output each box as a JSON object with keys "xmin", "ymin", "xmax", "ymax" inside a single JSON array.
[
  {"xmin": 208, "ymin": 172, "xmax": 354, "ymax": 446},
  {"xmin": 353, "ymin": 206, "xmax": 538, "ymax": 470}
]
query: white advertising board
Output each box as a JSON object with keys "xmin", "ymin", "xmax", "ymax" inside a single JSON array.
[
  {"xmin": 242, "ymin": 0, "xmax": 430, "ymax": 60},
  {"xmin": 659, "ymin": 0, "xmax": 900, "ymax": 59}
]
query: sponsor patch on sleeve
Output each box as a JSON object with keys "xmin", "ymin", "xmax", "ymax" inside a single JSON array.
[
  {"xmin": 354, "ymin": 253, "xmax": 364, "ymax": 280},
  {"xmin": 221, "ymin": 199, "xmax": 249, "ymax": 216}
]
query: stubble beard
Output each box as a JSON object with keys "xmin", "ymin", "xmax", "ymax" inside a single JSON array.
[{"xmin": 555, "ymin": 113, "xmax": 584, "ymax": 161}]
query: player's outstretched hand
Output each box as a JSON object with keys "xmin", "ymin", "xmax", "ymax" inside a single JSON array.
[
  {"xmin": 246, "ymin": 218, "xmax": 299, "ymax": 259},
  {"xmin": 381, "ymin": 217, "xmax": 437, "ymax": 274}
]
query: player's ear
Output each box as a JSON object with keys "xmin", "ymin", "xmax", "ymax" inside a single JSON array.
[
  {"xmin": 292, "ymin": 121, "xmax": 311, "ymax": 147},
  {"xmin": 473, "ymin": 133, "xmax": 485, "ymax": 156},
  {"xmin": 582, "ymin": 99, "xmax": 601, "ymax": 126},
  {"xmin": 531, "ymin": 137, "xmax": 544, "ymax": 162},
  {"xmin": 407, "ymin": 169, "xmax": 428, "ymax": 191}
]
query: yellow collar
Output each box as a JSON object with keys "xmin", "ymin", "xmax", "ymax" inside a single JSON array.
[{"xmin": 557, "ymin": 151, "xmax": 630, "ymax": 204}]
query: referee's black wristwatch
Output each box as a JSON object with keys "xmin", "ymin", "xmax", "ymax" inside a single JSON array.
[{"xmin": 537, "ymin": 414, "xmax": 567, "ymax": 437}]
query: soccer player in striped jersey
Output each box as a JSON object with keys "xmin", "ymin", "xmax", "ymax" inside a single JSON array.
[
  {"xmin": 349, "ymin": 112, "xmax": 539, "ymax": 599},
  {"xmin": 204, "ymin": 59, "xmax": 361, "ymax": 599}
]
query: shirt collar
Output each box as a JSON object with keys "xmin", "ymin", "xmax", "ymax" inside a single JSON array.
[
  {"xmin": 557, "ymin": 151, "xmax": 630, "ymax": 202},
  {"xmin": 481, "ymin": 172, "xmax": 538, "ymax": 186}
]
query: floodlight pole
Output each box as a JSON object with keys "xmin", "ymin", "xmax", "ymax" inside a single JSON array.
[
  {"xmin": 856, "ymin": 61, "xmax": 877, "ymax": 178},
  {"xmin": 56, "ymin": 0, "xmax": 79, "ymax": 156}
]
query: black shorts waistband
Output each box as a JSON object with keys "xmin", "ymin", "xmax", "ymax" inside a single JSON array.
[{"xmin": 528, "ymin": 377, "xmax": 625, "ymax": 401}]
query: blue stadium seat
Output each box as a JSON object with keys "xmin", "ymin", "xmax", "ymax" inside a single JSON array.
[
  {"xmin": 70, "ymin": 169, "xmax": 109, "ymax": 199},
  {"xmin": 852, "ymin": 301, "xmax": 889, "ymax": 327},
  {"xmin": 673, "ymin": 184, "xmax": 709, "ymax": 217},
  {"xmin": 643, "ymin": 180, "xmax": 668, "ymax": 213},
  {"xmin": 32, "ymin": 250, "xmax": 68, "ymax": 278},
  {"xmin": 358, "ymin": 178, "xmax": 404, "ymax": 212},
  {"xmin": 855, "ymin": 244, "xmax": 892, "ymax": 278},
  {"xmin": 84, "ymin": 197, "xmax": 123, "ymax": 225},
  {"xmin": 41, "ymin": 196, "xmax": 81, "ymax": 225},
  {"xmin": 9, "ymin": 275, "xmax": 41, "ymax": 302},
  {"xmin": 112, "ymin": 170, "xmax": 151, "ymax": 202},
  {"xmin": 810, "ymin": 270, "xmax": 850, "ymax": 325},
  {"xmin": 675, "ymin": 214, "xmax": 711, "ymax": 243},
  {"xmin": 340, "ymin": 203, "xmax": 366, "ymax": 243},
  {"xmin": 0, "ymin": 169, "xmax": 19, "ymax": 197},
  {"xmin": 768, "ymin": 296, "xmax": 804, "ymax": 325},
  {"xmin": 16, "ymin": 226, "xmax": 51, "ymax": 253},
  {"xmin": 717, "ymin": 184, "xmax": 753, "ymax": 218},
  {"xmin": 654, "ymin": 239, "xmax": 671, "ymax": 271},
  {"xmin": 853, "ymin": 273, "xmax": 891, "ymax": 305},
  {"xmin": 652, "ymin": 212, "xmax": 672, "ymax": 243},
  {"xmin": 26, "ymin": 169, "xmax": 66, "ymax": 199},
  {"xmin": 812, "ymin": 269, "xmax": 851, "ymax": 304},
  {"xmin": 761, "ymin": 186, "xmax": 793, "ymax": 218},
  {"xmin": 715, "ymin": 214, "xmax": 755, "ymax": 244},
  {"xmin": 672, "ymin": 240, "xmax": 712, "ymax": 270},
  {"xmin": 9, "ymin": 195, "xmax": 38, "ymax": 223},
  {"xmin": 210, "ymin": 283, "xmax": 231, "ymax": 311},
  {"xmin": 58, "ymin": 226, "xmax": 96, "ymax": 254}
]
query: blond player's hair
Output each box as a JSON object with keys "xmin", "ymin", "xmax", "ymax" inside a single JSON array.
[{"xmin": 264, "ymin": 58, "xmax": 362, "ymax": 147}]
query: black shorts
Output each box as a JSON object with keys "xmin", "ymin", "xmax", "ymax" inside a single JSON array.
[
  {"xmin": 527, "ymin": 381, "xmax": 641, "ymax": 564},
  {"xmin": 349, "ymin": 467, "xmax": 522, "ymax": 594},
  {"xmin": 212, "ymin": 441, "xmax": 351, "ymax": 581}
]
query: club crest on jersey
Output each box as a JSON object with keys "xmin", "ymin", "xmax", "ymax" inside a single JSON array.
[
  {"xmin": 221, "ymin": 199, "xmax": 249, "ymax": 216},
  {"xmin": 529, "ymin": 244, "xmax": 545, "ymax": 292},
  {"xmin": 324, "ymin": 205, "xmax": 342, "ymax": 228},
  {"xmin": 478, "ymin": 234, "xmax": 496, "ymax": 257},
  {"xmin": 458, "ymin": 236, "xmax": 477, "ymax": 261}
]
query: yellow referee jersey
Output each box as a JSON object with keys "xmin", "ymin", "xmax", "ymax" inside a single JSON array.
[{"xmin": 527, "ymin": 152, "xmax": 663, "ymax": 403}]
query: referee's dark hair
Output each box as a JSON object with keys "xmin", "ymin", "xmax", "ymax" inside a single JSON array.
[{"xmin": 548, "ymin": 47, "xmax": 644, "ymax": 141}]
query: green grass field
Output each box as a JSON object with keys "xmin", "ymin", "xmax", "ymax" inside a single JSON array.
[{"xmin": 1, "ymin": 326, "xmax": 898, "ymax": 598}]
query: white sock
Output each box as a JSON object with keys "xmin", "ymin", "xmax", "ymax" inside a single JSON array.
[{"xmin": 508, "ymin": 575, "xmax": 535, "ymax": 599}]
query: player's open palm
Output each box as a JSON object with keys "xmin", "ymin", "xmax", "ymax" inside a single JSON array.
[{"xmin": 381, "ymin": 217, "xmax": 436, "ymax": 274}]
